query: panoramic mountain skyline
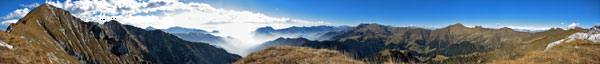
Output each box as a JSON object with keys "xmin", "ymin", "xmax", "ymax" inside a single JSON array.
[
  {"xmin": 1, "ymin": 0, "xmax": 600, "ymax": 64},
  {"xmin": 2, "ymin": 0, "xmax": 599, "ymax": 57}
]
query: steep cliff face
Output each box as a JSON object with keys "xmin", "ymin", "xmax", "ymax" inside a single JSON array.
[{"xmin": 2, "ymin": 4, "xmax": 240, "ymax": 64}]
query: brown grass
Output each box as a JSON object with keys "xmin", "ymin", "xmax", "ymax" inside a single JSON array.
[
  {"xmin": 0, "ymin": 31, "xmax": 79, "ymax": 64},
  {"xmin": 234, "ymin": 46, "xmax": 364, "ymax": 64},
  {"xmin": 488, "ymin": 39, "xmax": 600, "ymax": 64}
]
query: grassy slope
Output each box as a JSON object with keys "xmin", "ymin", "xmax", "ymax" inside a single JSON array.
[
  {"xmin": 489, "ymin": 39, "xmax": 600, "ymax": 64},
  {"xmin": 0, "ymin": 31, "xmax": 79, "ymax": 63},
  {"xmin": 235, "ymin": 46, "xmax": 364, "ymax": 64}
]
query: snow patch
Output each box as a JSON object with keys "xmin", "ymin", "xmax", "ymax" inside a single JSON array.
[
  {"xmin": 545, "ymin": 39, "xmax": 565, "ymax": 51},
  {"xmin": 545, "ymin": 32, "xmax": 600, "ymax": 51},
  {"xmin": 588, "ymin": 34, "xmax": 600, "ymax": 43},
  {"xmin": 568, "ymin": 33, "xmax": 589, "ymax": 39},
  {"xmin": 0, "ymin": 40, "xmax": 14, "ymax": 50}
]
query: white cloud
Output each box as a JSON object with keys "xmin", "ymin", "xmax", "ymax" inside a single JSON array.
[
  {"xmin": 1, "ymin": 8, "xmax": 30, "ymax": 20},
  {"xmin": 45, "ymin": 0, "xmax": 333, "ymax": 56},
  {"xmin": 20, "ymin": 3, "xmax": 40, "ymax": 8},
  {"xmin": 506, "ymin": 26, "xmax": 553, "ymax": 31},
  {"xmin": 568, "ymin": 23, "xmax": 580, "ymax": 29},
  {"xmin": 0, "ymin": 8, "xmax": 29, "ymax": 30},
  {"xmin": 1, "ymin": 20, "xmax": 18, "ymax": 26}
]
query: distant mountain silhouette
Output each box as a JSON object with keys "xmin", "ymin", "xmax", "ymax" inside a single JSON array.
[
  {"xmin": 146, "ymin": 26, "xmax": 227, "ymax": 45},
  {"xmin": 157, "ymin": 26, "xmax": 208, "ymax": 33},
  {"xmin": 170, "ymin": 32, "xmax": 227, "ymax": 44},
  {"xmin": 253, "ymin": 25, "xmax": 350, "ymax": 40}
]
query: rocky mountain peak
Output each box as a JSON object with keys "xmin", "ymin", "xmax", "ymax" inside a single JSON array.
[
  {"xmin": 474, "ymin": 25, "xmax": 483, "ymax": 29},
  {"xmin": 103, "ymin": 20, "xmax": 123, "ymax": 27},
  {"xmin": 145, "ymin": 26, "xmax": 157, "ymax": 30},
  {"xmin": 356, "ymin": 23, "xmax": 385, "ymax": 29},
  {"xmin": 589, "ymin": 25, "xmax": 600, "ymax": 34},
  {"xmin": 547, "ymin": 28, "xmax": 565, "ymax": 31},
  {"xmin": 7, "ymin": 4, "xmax": 70, "ymax": 32},
  {"xmin": 254, "ymin": 26, "xmax": 275, "ymax": 33},
  {"xmin": 447, "ymin": 23, "xmax": 466, "ymax": 28},
  {"xmin": 500, "ymin": 27, "xmax": 513, "ymax": 30}
]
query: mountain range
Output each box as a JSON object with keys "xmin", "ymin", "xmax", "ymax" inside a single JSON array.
[
  {"xmin": 253, "ymin": 25, "xmax": 350, "ymax": 41},
  {"xmin": 0, "ymin": 4, "xmax": 240, "ymax": 64},
  {"xmin": 245, "ymin": 23, "xmax": 594, "ymax": 63},
  {"xmin": 146, "ymin": 26, "xmax": 227, "ymax": 45},
  {"xmin": 1, "ymin": 3, "xmax": 599, "ymax": 64}
]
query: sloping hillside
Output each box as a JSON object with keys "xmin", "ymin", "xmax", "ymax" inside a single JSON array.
[
  {"xmin": 235, "ymin": 46, "xmax": 364, "ymax": 64},
  {"xmin": 0, "ymin": 31, "xmax": 79, "ymax": 63},
  {"xmin": 490, "ymin": 38, "xmax": 600, "ymax": 63}
]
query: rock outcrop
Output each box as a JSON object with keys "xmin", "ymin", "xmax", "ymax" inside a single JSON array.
[{"xmin": 588, "ymin": 25, "xmax": 600, "ymax": 34}]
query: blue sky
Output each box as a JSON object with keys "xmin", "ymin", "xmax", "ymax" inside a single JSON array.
[
  {"xmin": 187, "ymin": 0, "xmax": 600, "ymax": 28},
  {"xmin": 1, "ymin": 0, "xmax": 599, "ymax": 28}
]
